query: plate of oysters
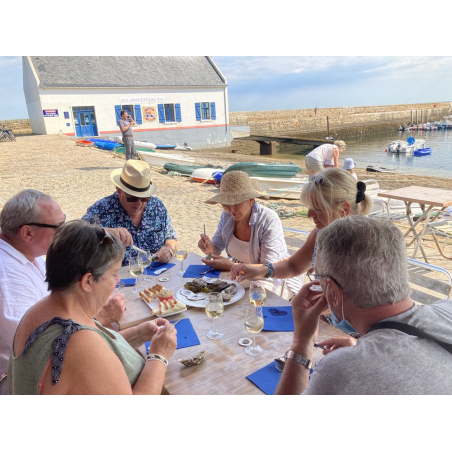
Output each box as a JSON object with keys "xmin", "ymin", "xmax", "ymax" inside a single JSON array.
[{"xmin": 176, "ymin": 277, "xmax": 245, "ymax": 308}]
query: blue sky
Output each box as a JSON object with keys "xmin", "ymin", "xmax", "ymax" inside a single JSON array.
[{"xmin": 1, "ymin": 56, "xmax": 451, "ymax": 120}]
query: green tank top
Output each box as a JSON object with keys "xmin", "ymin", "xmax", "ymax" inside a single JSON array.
[{"xmin": 8, "ymin": 318, "xmax": 145, "ymax": 394}]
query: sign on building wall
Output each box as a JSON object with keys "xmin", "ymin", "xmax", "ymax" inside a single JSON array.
[
  {"xmin": 43, "ymin": 109, "xmax": 59, "ymax": 117},
  {"xmin": 120, "ymin": 97, "xmax": 164, "ymax": 104},
  {"xmin": 142, "ymin": 106, "xmax": 157, "ymax": 122}
]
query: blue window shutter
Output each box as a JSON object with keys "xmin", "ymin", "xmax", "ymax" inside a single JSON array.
[
  {"xmin": 134, "ymin": 105, "xmax": 142, "ymax": 124},
  {"xmin": 175, "ymin": 103, "xmax": 182, "ymax": 122},
  {"xmin": 115, "ymin": 105, "xmax": 122, "ymax": 124},
  {"xmin": 158, "ymin": 104, "xmax": 165, "ymax": 123},
  {"xmin": 195, "ymin": 103, "xmax": 201, "ymax": 121},
  {"xmin": 211, "ymin": 102, "xmax": 216, "ymax": 120}
]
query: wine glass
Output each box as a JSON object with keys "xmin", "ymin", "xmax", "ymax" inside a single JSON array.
[
  {"xmin": 249, "ymin": 281, "xmax": 266, "ymax": 307},
  {"xmin": 244, "ymin": 306, "xmax": 264, "ymax": 356},
  {"xmin": 129, "ymin": 258, "xmax": 144, "ymax": 294},
  {"xmin": 176, "ymin": 244, "xmax": 188, "ymax": 276},
  {"xmin": 139, "ymin": 249, "xmax": 152, "ymax": 282},
  {"xmin": 205, "ymin": 292, "xmax": 224, "ymax": 339}
]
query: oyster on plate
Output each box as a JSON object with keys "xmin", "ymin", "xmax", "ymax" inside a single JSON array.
[{"xmin": 184, "ymin": 278, "xmax": 209, "ymax": 293}]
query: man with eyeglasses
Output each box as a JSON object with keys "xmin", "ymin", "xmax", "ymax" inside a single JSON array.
[
  {"xmin": 82, "ymin": 160, "xmax": 177, "ymax": 266},
  {"xmin": 0, "ymin": 190, "xmax": 127, "ymax": 393}
]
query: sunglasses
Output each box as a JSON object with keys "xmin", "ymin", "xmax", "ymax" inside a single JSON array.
[
  {"xmin": 21, "ymin": 214, "xmax": 67, "ymax": 229},
  {"xmin": 99, "ymin": 228, "xmax": 115, "ymax": 245},
  {"xmin": 307, "ymin": 272, "xmax": 342, "ymax": 289},
  {"xmin": 309, "ymin": 174, "xmax": 325, "ymax": 185},
  {"xmin": 125, "ymin": 195, "xmax": 151, "ymax": 203}
]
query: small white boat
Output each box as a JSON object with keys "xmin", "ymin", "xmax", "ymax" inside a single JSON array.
[
  {"xmin": 387, "ymin": 138, "xmax": 425, "ymax": 154},
  {"xmin": 137, "ymin": 150, "xmax": 195, "ymax": 167},
  {"xmin": 249, "ymin": 176, "xmax": 309, "ymax": 200},
  {"xmin": 190, "ymin": 168, "xmax": 222, "ymax": 184},
  {"xmin": 114, "ymin": 136, "xmax": 157, "ymax": 150}
]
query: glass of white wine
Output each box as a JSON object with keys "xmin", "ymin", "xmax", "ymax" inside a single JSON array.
[
  {"xmin": 244, "ymin": 306, "xmax": 264, "ymax": 356},
  {"xmin": 176, "ymin": 244, "xmax": 188, "ymax": 276},
  {"xmin": 249, "ymin": 281, "xmax": 266, "ymax": 307},
  {"xmin": 139, "ymin": 249, "xmax": 152, "ymax": 282},
  {"xmin": 129, "ymin": 258, "xmax": 144, "ymax": 294},
  {"xmin": 205, "ymin": 292, "xmax": 224, "ymax": 340}
]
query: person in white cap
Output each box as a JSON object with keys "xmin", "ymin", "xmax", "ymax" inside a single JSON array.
[
  {"xmin": 82, "ymin": 160, "xmax": 177, "ymax": 265},
  {"xmin": 342, "ymin": 158, "xmax": 358, "ymax": 181}
]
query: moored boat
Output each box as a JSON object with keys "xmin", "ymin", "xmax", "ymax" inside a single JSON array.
[
  {"xmin": 75, "ymin": 139, "xmax": 94, "ymax": 146},
  {"xmin": 163, "ymin": 163, "xmax": 222, "ymax": 177},
  {"xmin": 249, "ymin": 176, "xmax": 309, "ymax": 200},
  {"xmin": 89, "ymin": 138, "xmax": 123, "ymax": 151},
  {"xmin": 387, "ymin": 137, "xmax": 425, "ymax": 154},
  {"xmin": 114, "ymin": 136, "xmax": 157, "ymax": 150},
  {"xmin": 413, "ymin": 147, "xmax": 432, "ymax": 156},
  {"xmin": 190, "ymin": 168, "xmax": 223, "ymax": 184},
  {"xmin": 137, "ymin": 150, "xmax": 195, "ymax": 167},
  {"xmin": 223, "ymin": 162, "xmax": 303, "ymax": 178}
]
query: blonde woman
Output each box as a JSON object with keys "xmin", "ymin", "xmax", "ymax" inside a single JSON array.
[
  {"xmin": 231, "ymin": 168, "xmax": 372, "ymax": 286},
  {"xmin": 305, "ymin": 140, "xmax": 346, "ymax": 175}
]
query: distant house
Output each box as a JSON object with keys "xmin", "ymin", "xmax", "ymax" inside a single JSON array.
[{"xmin": 22, "ymin": 56, "xmax": 232, "ymax": 149}]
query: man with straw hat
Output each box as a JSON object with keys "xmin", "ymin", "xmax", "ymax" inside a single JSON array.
[
  {"xmin": 83, "ymin": 160, "xmax": 177, "ymax": 265},
  {"xmin": 198, "ymin": 171, "xmax": 301, "ymax": 299}
]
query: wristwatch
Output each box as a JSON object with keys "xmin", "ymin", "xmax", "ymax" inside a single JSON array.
[{"xmin": 285, "ymin": 349, "xmax": 312, "ymax": 369}]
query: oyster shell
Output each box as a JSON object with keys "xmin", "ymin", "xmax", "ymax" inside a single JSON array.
[
  {"xmin": 184, "ymin": 278, "xmax": 209, "ymax": 293},
  {"xmin": 178, "ymin": 350, "xmax": 206, "ymax": 367},
  {"xmin": 221, "ymin": 284, "xmax": 237, "ymax": 301}
]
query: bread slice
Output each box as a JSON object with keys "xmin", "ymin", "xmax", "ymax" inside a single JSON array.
[{"xmin": 140, "ymin": 285, "xmax": 186, "ymax": 316}]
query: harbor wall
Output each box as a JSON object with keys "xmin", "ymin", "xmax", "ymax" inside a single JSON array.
[
  {"xmin": 0, "ymin": 119, "xmax": 32, "ymax": 134},
  {"xmin": 229, "ymin": 101, "xmax": 452, "ymax": 154}
]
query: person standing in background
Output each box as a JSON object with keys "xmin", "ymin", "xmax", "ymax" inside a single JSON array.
[
  {"xmin": 305, "ymin": 140, "xmax": 346, "ymax": 175},
  {"xmin": 119, "ymin": 110, "xmax": 137, "ymax": 160}
]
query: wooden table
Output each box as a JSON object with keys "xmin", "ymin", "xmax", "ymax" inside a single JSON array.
[
  {"xmin": 117, "ymin": 252, "xmax": 347, "ymax": 395},
  {"xmin": 378, "ymin": 186, "xmax": 452, "ymax": 262}
]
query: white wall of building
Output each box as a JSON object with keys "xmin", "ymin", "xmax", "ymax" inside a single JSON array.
[
  {"xmin": 34, "ymin": 87, "xmax": 228, "ymax": 137},
  {"xmin": 22, "ymin": 57, "xmax": 46, "ymax": 135}
]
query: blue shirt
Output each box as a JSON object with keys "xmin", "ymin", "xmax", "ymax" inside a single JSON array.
[{"xmin": 82, "ymin": 193, "xmax": 177, "ymax": 265}]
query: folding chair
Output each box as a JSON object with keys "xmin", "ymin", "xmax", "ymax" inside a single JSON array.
[
  {"xmin": 0, "ymin": 372, "xmax": 7, "ymax": 394},
  {"xmin": 407, "ymin": 257, "xmax": 452, "ymax": 305},
  {"xmin": 425, "ymin": 212, "xmax": 452, "ymax": 260}
]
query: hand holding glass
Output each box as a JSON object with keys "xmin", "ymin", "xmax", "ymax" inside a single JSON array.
[
  {"xmin": 244, "ymin": 306, "xmax": 264, "ymax": 356},
  {"xmin": 205, "ymin": 292, "xmax": 224, "ymax": 339},
  {"xmin": 249, "ymin": 281, "xmax": 266, "ymax": 307},
  {"xmin": 129, "ymin": 258, "xmax": 144, "ymax": 294},
  {"xmin": 176, "ymin": 244, "xmax": 188, "ymax": 276}
]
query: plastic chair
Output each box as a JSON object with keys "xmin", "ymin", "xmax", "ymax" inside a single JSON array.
[
  {"xmin": 0, "ymin": 372, "xmax": 7, "ymax": 394},
  {"xmin": 425, "ymin": 216, "xmax": 452, "ymax": 260},
  {"xmin": 407, "ymin": 258, "xmax": 452, "ymax": 304}
]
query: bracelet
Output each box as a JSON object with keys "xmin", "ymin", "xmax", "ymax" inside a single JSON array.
[
  {"xmin": 264, "ymin": 263, "xmax": 274, "ymax": 279},
  {"xmin": 146, "ymin": 353, "xmax": 168, "ymax": 369},
  {"xmin": 165, "ymin": 246, "xmax": 174, "ymax": 258}
]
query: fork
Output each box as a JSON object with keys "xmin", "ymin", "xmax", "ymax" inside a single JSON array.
[{"xmin": 275, "ymin": 361, "xmax": 284, "ymax": 372}]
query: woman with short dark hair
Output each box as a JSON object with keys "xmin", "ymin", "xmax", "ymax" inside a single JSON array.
[{"xmin": 8, "ymin": 220, "xmax": 177, "ymax": 395}]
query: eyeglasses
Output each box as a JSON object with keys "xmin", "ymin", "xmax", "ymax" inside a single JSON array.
[
  {"xmin": 307, "ymin": 272, "xmax": 342, "ymax": 289},
  {"xmin": 125, "ymin": 195, "xmax": 151, "ymax": 203},
  {"xmin": 99, "ymin": 228, "xmax": 114, "ymax": 245},
  {"xmin": 309, "ymin": 174, "xmax": 324, "ymax": 185},
  {"xmin": 20, "ymin": 214, "xmax": 66, "ymax": 229}
]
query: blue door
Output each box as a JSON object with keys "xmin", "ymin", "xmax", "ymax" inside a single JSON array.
[{"xmin": 73, "ymin": 109, "xmax": 98, "ymax": 137}]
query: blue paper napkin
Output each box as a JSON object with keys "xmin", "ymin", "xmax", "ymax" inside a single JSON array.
[
  {"xmin": 116, "ymin": 278, "xmax": 136, "ymax": 287},
  {"xmin": 247, "ymin": 362, "xmax": 313, "ymax": 395},
  {"xmin": 182, "ymin": 265, "xmax": 220, "ymax": 278},
  {"xmin": 145, "ymin": 318, "xmax": 200, "ymax": 352},
  {"xmin": 246, "ymin": 362, "xmax": 282, "ymax": 395},
  {"xmin": 262, "ymin": 306, "xmax": 294, "ymax": 332},
  {"xmin": 143, "ymin": 261, "xmax": 176, "ymax": 275}
]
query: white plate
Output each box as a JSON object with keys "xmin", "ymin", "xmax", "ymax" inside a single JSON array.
[
  {"xmin": 141, "ymin": 296, "xmax": 187, "ymax": 317},
  {"xmin": 176, "ymin": 279, "xmax": 245, "ymax": 308}
]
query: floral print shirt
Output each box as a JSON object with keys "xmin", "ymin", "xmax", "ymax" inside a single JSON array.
[{"xmin": 82, "ymin": 192, "xmax": 177, "ymax": 265}]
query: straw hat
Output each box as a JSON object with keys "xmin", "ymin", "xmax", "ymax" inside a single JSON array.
[
  {"xmin": 342, "ymin": 158, "xmax": 356, "ymax": 170},
  {"xmin": 205, "ymin": 171, "xmax": 269, "ymax": 205},
  {"xmin": 111, "ymin": 160, "xmax": 157, "ymax": 197}
]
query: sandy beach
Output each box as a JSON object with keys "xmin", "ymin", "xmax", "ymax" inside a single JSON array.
[{"xmin": 1, "ymin": 134, "xmax": 452, "ymax": 273}]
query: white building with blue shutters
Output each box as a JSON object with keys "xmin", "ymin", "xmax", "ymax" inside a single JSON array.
[{"xmin": 23, "ymin": 56, "xmax": 233, "ymax": 149}]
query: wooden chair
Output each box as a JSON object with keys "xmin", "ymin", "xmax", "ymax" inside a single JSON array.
[{"xmin": 407, "ymin": 257, "xmax": 452, "ymax": 305}]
